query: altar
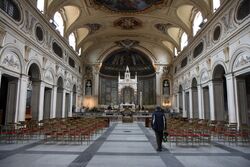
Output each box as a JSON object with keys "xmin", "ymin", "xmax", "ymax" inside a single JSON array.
[
  {"xmin": 120, "ymin": 103, "xmax": 135, "ymax": 111},
  {"xmin": 118, "ymin": 66, "xmax": 138, "ymax": 110}
]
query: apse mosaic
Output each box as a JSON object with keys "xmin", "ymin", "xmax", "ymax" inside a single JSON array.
[{"xmin": 94, "ymin": 0, "xmax": 163, "ymax": 12}]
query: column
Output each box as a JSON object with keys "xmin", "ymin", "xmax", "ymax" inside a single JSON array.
[
  {"xmin": 17, "ymin": 75, "xmax": 28, "ymax": 122},
  {"xmin": 69, "ymin": 91, "xmax": 73, "ymax": 117},
  {"xmin": 51, "ymin": 85, "xmax": 57, "ymax": 118},
  {"xmin": 176, "ymin": 93, "xmax": 180, "ymax": 113},
  {"xmin": 235, "ymin": 78, "xmax": 248, "ymax": 124},
  {"xmin": 61, "ymin": 89, "xmax": 66, "ymax": 118},
  {"xmin": 94, "ymin": 72, "xmax": 99, "ymax": 106},
  {"xmin": 208, "ymin": 81, "xmax": 215, "ymax": 120},
  {"xmin": 182, "ymin": 90, "xmax": 186, "ymax": 117},
  {"xmin": 225, "ymin": 74, "xmax": 237, "ymax": 123},
  {"xmin": 0, "ymin": 71, "xmax": 2, "ymax": 88},
  {"xmin": 155, "ymin": 72, "xmax": 161, "ymax": 105},
  {"xmin": 38, "ymin": 82, "xmax": 45, "ymax": 121},
  {"xmin": 189, "ymin": 88, "xmax": 193, "ymax": 119},
  {"xmin": 197, "ymin": 85, "xmax": 204, "ymax": 119}
]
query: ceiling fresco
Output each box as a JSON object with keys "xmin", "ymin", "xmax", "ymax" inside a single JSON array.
[{"xmin": 93, "ymin": 0, "xmax": 164, "ymax": 13}]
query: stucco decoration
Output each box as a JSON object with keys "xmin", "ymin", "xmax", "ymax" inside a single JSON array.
[
  {"xmin": 115, "ymin": 39, "xmax": 139, "ymax": 49},
  {"xmin": 65, "ymin": 79, "xmax": 71, "ymax": 90},
  {"xmin": 0, "ymin": 28, "xmax": 6, "ymax": 47},
  {"xmin": 114, "ymin": 17, "xmax": 142, "ymax": 30},
  {"xmin": 0, "ymin": 52, "xmax": 21, "ymax": 73},
  {"xmin": 200, "ymin": 70, "xmax": 209, "ymax": 84},
  {"xmin": 86, "ymin": 23, "xmax": 101, "ymax": 34},
  {"xmin": 84, "ymin": 65, "xmax": 93, "ymax": 79},
  {"xmin": 44, "ymin": 70, "xmax": 54, "ymax": 85},
  {"xmin": 233, "ymin": 53, "xmax": 250, "ymax": 70}
]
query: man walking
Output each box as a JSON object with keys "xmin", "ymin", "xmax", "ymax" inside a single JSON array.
[{"xmin": 151, "ymin": 106, "xmax": 166, "ymax": 151}]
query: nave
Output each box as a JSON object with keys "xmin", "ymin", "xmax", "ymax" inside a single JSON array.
[{"xmin": 0, "ymin": 121, "xmax": 250, "ymax": 167}]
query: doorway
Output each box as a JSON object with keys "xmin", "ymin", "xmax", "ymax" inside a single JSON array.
[{"xmin": 0, "ymin": 75, "xmax": 18, "ymax": 125}]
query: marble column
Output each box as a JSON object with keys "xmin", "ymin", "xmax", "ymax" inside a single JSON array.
[
  {"xmin": 51, "ymin": 86, "xmax": 57, "ymax": 118},
  {"xmin": 94, "ymin": 72, "xmax": 99, "ymax": 105},
  {"xmin": 188, "ymin": 88, "xmax": 193, "ymax": 118},
  {"xmin": 17, "ymin": 75, "xmax": 28, "ymax": 122},
  {"xmin": 38, "ymin": 82, "xmax": 45, "ymax": 121},
  {"xmin": 225, "ymin": 74, "xmax": 237, "ymax": 123},
  {"xmin": 197, "ymin": 85, "xmax": 204, "ymax": 119},
  {"xmin": 182, "ymin": 90, "xmax": 186, "ymax": 117},
  {"xmin": 69, "ymin": 91, "xmax": 73, "ymax": 117},
  {"xmin": 208, "ymin": 81, "xmax": 215, "ymax": 121},
  {"xmin": 213, "ymin": 80, "xmax": 225, "ymax": 121},
  {"xmin": 236, "ymin": 78, "xmax": 248, "ymax": 124},
  {"xmin": 176, "ymin": 93, "xmax": 180, "ymax": 113},
  {"xmin": 61, "ymin": 89, "xmax": 66, "ymax": 118},
  {"xmin": 155, "ymin": 72, "xmax": 161, "ymax": 105}
]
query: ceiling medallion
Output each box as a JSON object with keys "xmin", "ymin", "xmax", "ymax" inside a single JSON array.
[
  {"xmin": 93, "ymin": 0, "xmax": 164, "ymax": 13},
  {"xmin": 115, "ymin": 39, "xmax": 139, "ymax": 49},
  {"xmin": 155, "ymin": 23, "xmax": 172, "ymax": 34},
  {"xmin": 85, "ymin": 23, "xmax": 101, "ymax": 34},
  {"xmin": 114, "ymin": 17, "xmax": 142, "ymax": 30}
]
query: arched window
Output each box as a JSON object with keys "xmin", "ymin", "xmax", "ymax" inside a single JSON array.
[
  {"xmin": 69, "ymin": 33, "xmax": 76, "ymax": 50},
  {"xmin": 78, "ymin": 48, "xmax": 82, "ymax": 56},
  {"xmin": 213, "ymin": 0, "xmax": 220, "ymax": 12},
  {"xmin": 36, "ymin": 0, "xmax": 44, "ymax": 13},
  {"xmin": 193, "ymin": 11, "xmax": 203, "ymax": 36},
  {"xmin": 180, "ymin": 32, "xmax": 188, "ymax": 51},
  {"xmin": 53, "ymin": 11, "xmax": 64, "ymax": 36},
  {"xmin": 174, "ymin": 47, "xmax": 178, "ymax": 56}
]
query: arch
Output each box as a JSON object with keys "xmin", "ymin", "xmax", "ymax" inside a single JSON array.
[
  {"xmin": 68, "ymin": 32, "xmax": 76, "ymax": 50},
  {"xmin": 53, "ymin": 11, "xmax": 64, "ymax": 36},
  {"xmin": 0, "ymin": 45, "xmax": 25, "ymax": 74},
  {"xmin": 97, "ymin": 45, "xmax": 157, "ymax": 65},
  {"xmin": 191, "ymin": 77, "xmax": 199, "ymax": 119},
  {"xmin": 57, "ymin": 76, "xmax": 64, "ymax": 88},
  {"xmin": 99, "ymin": 48, "xmax": 155, "ymax": 76},
  {"xmin": 212, "ymin": 64, "xmax": 228, "ymax": 122},
  {"xmin": 72, "ymin": 84, "xmax": 76, "ymax": 92},
  {"xmin": 56, "ymin": 76, "xmax": 64, "ymax": 118},
  {"xmin": 28, "ymin": 63, "xmax": 41, "ymax": 81},
  {"xmin": 26, "ymin": 63, "xmax": 42, "ymax": 121},
  {"xmin": 211, "ymin": 60, "xmax": 228, "ymax": 76},
  {"xmin": 36, "ymin": 0, "xmax": 45, "ymax": 12},
  {"xmin": 191, "ymin": 77, "xmax": 198, "ymax": 87},
  {"xmin": 193, "ymin": 11, "xmax": 203, "ymax": 36},
  {"xmin": 26, "ymin": 59, "xmax": 43, "ymax": 80},
  {"xmin": 178, "ymin": 84, "xmax": 183, "ymax": 92},
  {"xmin": 212, "ymin": 64, "xmax": 226, "ymax": 80},
  {"xmin": 180, "ymin": 31, "xmax": 188, "ymax": 51}
]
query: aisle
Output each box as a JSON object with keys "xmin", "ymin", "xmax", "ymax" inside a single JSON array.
[{"xmin": 85, "ymin": 123, "xmax": 166, "ymax": 167}]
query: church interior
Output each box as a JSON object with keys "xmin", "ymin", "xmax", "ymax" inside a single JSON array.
[{"xmin": 0, "ymin": 0, "xmax": 250, "ymax": 166}]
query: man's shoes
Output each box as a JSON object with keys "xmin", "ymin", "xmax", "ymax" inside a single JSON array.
[{"xmin": 156, "ymin": 148, "xmax": 162, "ymax": 152}]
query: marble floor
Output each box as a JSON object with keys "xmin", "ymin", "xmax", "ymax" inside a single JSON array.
[{"xmin": 0, "ymin": 122, "xmax": 250, "ymax": 167}]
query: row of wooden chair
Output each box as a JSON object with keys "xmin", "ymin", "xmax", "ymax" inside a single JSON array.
[
  {"xmin": 0, "ymin": 117, "xmax": 109, "ymax": 144},
  {"xmin": 164, "ymin": 118, "xmax": 250, "ymax": 146}
]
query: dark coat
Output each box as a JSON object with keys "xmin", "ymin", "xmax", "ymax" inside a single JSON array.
[{"xmin": 151, "ymin": 108, "xmax": 166, "ymax": 131}]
